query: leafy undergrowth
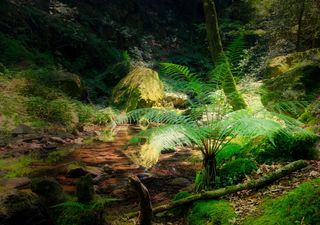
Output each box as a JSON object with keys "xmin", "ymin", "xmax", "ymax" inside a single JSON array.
[
  {"xmin": 225, "ymin": 160, "xmax": 320, "ymax": 225},
  {"xmin": 0, "ymin": 69, "xmax": 116, "ymax": 145},
  {"xmin": 244, "ymin": 178, "xmax": 320, "ymax": 225},
  {"xmin": 187, "ymin": 200, "xmax": 236, "ymax": 225}
]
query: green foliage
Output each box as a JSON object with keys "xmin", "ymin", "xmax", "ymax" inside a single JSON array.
[
  {"xmin": 218, "ymin": 158, "xmax": 257, "ymax": 187},
  {"xmin": 216, "ymin": 143, "xmax": 243, "ymax": 165},
  {"xmin": 245, "ymin": 179, "xmax": 320, "ymax": 225},
  {"xmin": 171, "ymin": 191, "xmax": 192, "ymax": 215},
  {"xmin": 76, "ymin": 174, "xmax": 94, "ymax": 203},
  {"xmin": 187, "ymin": 200, "xmax": 236, "ymax": 225},
  {"xmin": 27, "ymin": 97, "xmax": 78, "ymax": 128},
  {"xmin": 0, "ymin": 156, "xmax": 39, "ymax": 178},
  {"xmin": 92, "ymin": 107, "xmax": 117, "ymax": 125},
  {"xmin": 0, "ymin": 32, "xmax": 54, "ymax": 67},
  {"xmin": 250, "ymin": 129, "xmax": 318, "ymax": 162},
  {"xmin": 53, "ymin": 196, "xmax": 117, "ymax": 225}
]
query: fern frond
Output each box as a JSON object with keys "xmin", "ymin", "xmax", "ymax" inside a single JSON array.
[{"xmin": 114, "ymin": 108, "xmax": 194, "ymax": 125}]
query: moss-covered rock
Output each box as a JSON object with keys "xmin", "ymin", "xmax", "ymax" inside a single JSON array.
[
  {"xmin": 112, "ymin": 67, "xmax": 164, "ymax": 111},
  {"xmin": 76, "ymin": 174, "xmax": 94, "ymax": 203},
  {"xmin": 50, "ymin": 70, "xmax": 88, "ymax": 100},
  {"xmin": 244, "ymin": 179, "xmax": 320, "ymax": 225},
  {"xmin": 187, "ymin": 200, "xmax": 236, "ymax": 225},
  {"xmin": 265, "ymin": 48, "xmax": 320, "ymax": 78},
  {"xmin": 31, "ymin": 177, "xmax": 65, "ymax": 206},
  {"xmin": 0, "ymin": 189, "xmax": 52, "ymax": 225},
  {"xmin": 261, "ymin": 63, "xmax": 320, "ymax": 117}
]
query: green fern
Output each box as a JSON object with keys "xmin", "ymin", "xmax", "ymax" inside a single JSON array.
[{"xmin": 53, "ymin": 197, "xmax": 117, "ymax": 225}]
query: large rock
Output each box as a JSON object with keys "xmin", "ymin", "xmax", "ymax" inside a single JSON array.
[
  {"xmin": 265, "ymin": 48, "xmax": 320, "ymax": 78},
  {"xmin": 112, "ymin": 67, "xmax": 164, "ymax": 111},
  {"xmin": 51, "ymin": 70, "xmax": 88, "ymax": 100},
  {"xmin": 261, "ymin": 63, "xmax": 320, "ymax": 117},
  {"xmin": 0, "ymin": 190, "xmax": 53, "ymax": 225},
  {"xmin": 31, "ymin": 177, "xmax": 65, "ymax": 206}
]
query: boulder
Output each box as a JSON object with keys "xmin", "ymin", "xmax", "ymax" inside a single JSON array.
[
  {"xmin": 261, "ymin": 63, "xmax": 320, "ymax": 117},
  {"xmin": 31, "ymin": 177, "xmax": 65, "ymax": 206},
  {"xmin": 51, "ymin": 70, "xmax": 88, "ymax": 100},
  {"xmin": 112, "ymin": 67, "xmax": 164, "ymax": 111},
  {"xmin": 265, "ymin": 48, "xmax": 320, "ymax": 78},
  {"xmin": 0, "ymin": 189, "xmax": 53, "ymax": 225},
  {"xmin": 163, "ymin": 92, "xmax": 188, "ymax": 108}
]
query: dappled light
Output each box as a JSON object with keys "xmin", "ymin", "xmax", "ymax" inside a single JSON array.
[{"xmin": 0, "ymin": 0, "xmax": 319, "ymax": 225}]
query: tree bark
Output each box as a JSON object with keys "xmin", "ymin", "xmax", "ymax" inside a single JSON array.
[
  {"xmin": 202, "ymin": 0, "xmax": 247, "ymax": 110},
  {"xmin": 296, "ymin": 0, "xmax": 306, "ymax": 51},
  {"xmin": 127, "ymin": 160, "xmax": 308, "ymax": 217},
  {"xmin": 129, "ymin": 175, "xmax": 153, "ymax": 225}
]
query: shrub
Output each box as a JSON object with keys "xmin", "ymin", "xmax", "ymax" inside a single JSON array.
[
  {"xmin": 244, "ymin": 179, "xmax": 320, "ymax": 225},
  {"xmin": 251, "ymin": 130, "xmax": 318, "ymax": 162},
  {"xmin": 218, "ymin": 158, "xmax": 257, "ymax": 187},
  {"xmin": 92, "ymin": 108, "xmax": 116, "ymax": 125},
  {"xmin": 187, "ymin": 200, "xmax": 236, "ymax": 225},
  {"xmin": 217, "ymin": 143, "xmax": 243, "ymax": 165},
  {"xmin": 27, "ymin": 97, "xmax": 78, "ymax": 128}
]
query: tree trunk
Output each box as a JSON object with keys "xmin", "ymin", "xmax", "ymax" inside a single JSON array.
[
  {"xmin": 296, "ymin": 0, "xmax": 306, "ymax": 51},
  {"xmin": 127, "ymin": 160, "xmax": 308, "ymax": 217},
  {"xmin": 202, "ymin": 0, "xmax": 247, "ymax": 110},
  {"xmin": 129, "ymin": 175, "xmax": 153, "ymax": 225},
  {"xmin": 202, "ymin": 154, "xmax": 217, "ymax": 189}
]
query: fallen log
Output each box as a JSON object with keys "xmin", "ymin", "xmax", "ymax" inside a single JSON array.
[{"xmin": 127, "ymin": 160, "xmax": 308, "ymax": 217}]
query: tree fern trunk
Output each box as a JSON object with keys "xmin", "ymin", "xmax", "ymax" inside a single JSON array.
[
  {"xmin": 202, "ymin": 0, "xmax": 247, "ymax": 110},
  {"xmin": 202, "ymin": 154, "xmax": 217, "ymax": 189}
]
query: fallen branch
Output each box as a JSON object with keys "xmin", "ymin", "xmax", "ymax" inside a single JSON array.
[
  {"xmin": 128, "ymin": 175, "xmax": 153, "ymax": 225},
  {"xmin": 127, "ymin": 160, "xmax": 308, "ymax": 217}
]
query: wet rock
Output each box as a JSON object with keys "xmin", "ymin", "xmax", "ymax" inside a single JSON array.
[
  {"xmin": 67, "ymin": 167, "xmax": 88, "ymax": 178},
  {"xmin": 42, "ymin": 144, "xmax": 57, "ymax": 150},
  {"xmin": 0, "ymin": 189, "xmax": 53, "ymax": 225},
  {"xmin": 0, "ymin": 177, "xmax": 31, "ymax": 190},
  {"xmin": 31, "ymin": 177, "xmax": 65, "ymax": 206},
  {"xmin": 170, "ymin": 177, "xmax": 191, "ymax": 187},
  {"xmin": 67, "ymin": 165, "xmax": 103, "ymax": 178},
  {"xmin": 49, "ymin": 136, "xmax": 66, "ymax": 144}
]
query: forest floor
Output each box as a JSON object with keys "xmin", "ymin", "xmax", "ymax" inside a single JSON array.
[{"xmin": 0, "ymin": 81, "xmax": 319, "ymax": 224}]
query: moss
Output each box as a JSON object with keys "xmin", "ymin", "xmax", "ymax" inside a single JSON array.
[
  {"xmin": 0, "ymin": 156, "xmax": 39, "ymax": 178},
  {"xmin": 249, "ymin": 130, "xmax": 318, "ymax": 162},
  {"xmin": 113, "ymin": 67, "xmax": 164, "ymax": 111},
  {"xmin": 261, "ymin": 63, "xmax": 320, "ymax": 117},
  {"xmin": 187, "ymin": 200, "xmax": 236, "ymax": 225},
  {"xmin": 244, "ymin": 179, "xmax": 320, "ymax": 225},
  {"xmin": 265, "ymin": 48, "xmax": 320, "ymax": 78},
  {"xmin": 217, "ymin": 143, "xmax": 243, "ymax": 165},
  {"xmin": 218, "ymin": 158, "xmax": 257, "ymax": 187}
]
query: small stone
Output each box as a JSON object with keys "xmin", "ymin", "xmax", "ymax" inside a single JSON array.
[
  {"xmin": 170, "ymin": 177, "xmax": 191, "ymax": 187},
  {"xmin": 49, "ymin": 136, "xmax": 66, "ymax": 144}
]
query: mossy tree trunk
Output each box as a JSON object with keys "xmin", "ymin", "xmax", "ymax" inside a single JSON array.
[{"xmin": 202, "ymin": 0, "xmax": 247, "ymax": 110}]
